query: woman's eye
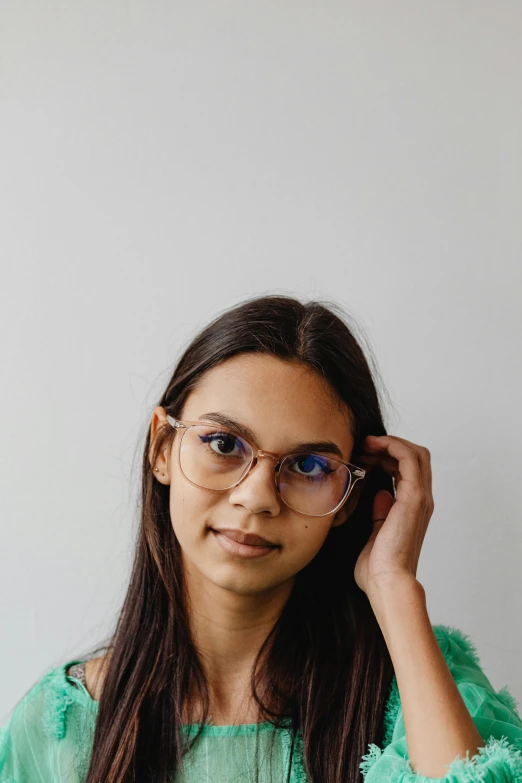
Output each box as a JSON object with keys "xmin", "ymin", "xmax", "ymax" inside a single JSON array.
[
  {"xmin": 199, "ymin": 432, "xmax": 245, "ymax": 456},
  {"xmin": 211, "ymin": 435, "xmax": 238, "ymax": 455},
  {"xmin": 290, "ymin": 455, "xmax": 332, "ymax": 477}
]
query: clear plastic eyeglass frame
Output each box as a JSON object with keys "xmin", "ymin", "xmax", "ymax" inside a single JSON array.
[{"xmin": 165, "ymin": 415, "xmax": 366, "ymax": 518}]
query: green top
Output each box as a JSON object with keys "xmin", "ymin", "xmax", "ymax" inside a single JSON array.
[{"xmin": 1, "ymin": 624, "xmax": 522, "ymax": 782}]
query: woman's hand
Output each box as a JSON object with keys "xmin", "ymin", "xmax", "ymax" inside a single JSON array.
[{"xmin": 353, "ymin": 435, "xmax": 435, "ymax": 599}]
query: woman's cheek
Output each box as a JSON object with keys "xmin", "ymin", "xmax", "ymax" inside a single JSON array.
[{"xmin": 283, "ymin": 523, "xmax": 331, "ymax": 570}]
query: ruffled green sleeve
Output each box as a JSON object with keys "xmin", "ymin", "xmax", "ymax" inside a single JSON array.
[
  {"xmin": 360, "ymin": 624, "xmax": 522, "ymax": 782},
  {"xmin": 0, "ymin": 666, "xmax": 96, "ymax": 782},
  {"xmin": 0, "ymin": 728, "xmax": 15, "ymax": 783}
]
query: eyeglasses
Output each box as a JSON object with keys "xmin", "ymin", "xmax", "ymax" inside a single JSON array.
[{"xmin": 165, "ymin": 416, "xmax": 366, "ymax": 518}]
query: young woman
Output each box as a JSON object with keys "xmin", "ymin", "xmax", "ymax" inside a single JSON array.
[{"xmin": 1, "ymin": 295, "xmax": 521, "ymax": 783}]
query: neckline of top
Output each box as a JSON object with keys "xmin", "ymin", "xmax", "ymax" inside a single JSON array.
[{"xmin": 61, "ymin": 659, "xmax": 289, "ymax": 734}]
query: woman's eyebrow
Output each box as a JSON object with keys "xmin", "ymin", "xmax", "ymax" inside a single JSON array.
[{"xmin": 197, "ymin": 412, "xmax": 344, "ymax": 459}]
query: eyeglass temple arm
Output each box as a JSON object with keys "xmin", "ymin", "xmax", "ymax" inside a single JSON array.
[{"xmin": 167, "ymin": 416, "xmax": 185, "ymax": 429}]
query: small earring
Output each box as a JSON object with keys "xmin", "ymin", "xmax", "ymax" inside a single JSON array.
[{"xmin": 154, "ymin": 468, "xmax": 160, "ymax": 472}]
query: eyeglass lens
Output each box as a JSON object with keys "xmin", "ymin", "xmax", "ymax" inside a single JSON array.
[{"xmin": 179, "ymin": 424, "xmax": 351, "ymax": 516}]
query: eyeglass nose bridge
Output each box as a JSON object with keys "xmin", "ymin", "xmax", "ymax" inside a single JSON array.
[
  {"xmin": 246, "ymin": 450, "xmax": 281, "ymax": 481},
  {"xmin": 254, "ymin": 450, "xmax": 279, "ymax": 461}
]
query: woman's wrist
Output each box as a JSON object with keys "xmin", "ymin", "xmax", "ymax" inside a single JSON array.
[{"xmin": 367, "ymin": 574, "xmax": 427, "ymax": 635}]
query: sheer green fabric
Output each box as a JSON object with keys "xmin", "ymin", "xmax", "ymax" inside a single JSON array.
[{"xmin": 1, "ymin": 625, "xmax": 522, "ymax": 782}]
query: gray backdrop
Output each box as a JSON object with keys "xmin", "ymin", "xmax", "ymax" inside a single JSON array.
[{"xmin": 1, "ymin": 1, "xmax": 521, "ymax": 721}]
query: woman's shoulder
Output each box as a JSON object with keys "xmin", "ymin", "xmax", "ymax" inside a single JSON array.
[
  {"xmin": 68, "ymin": 655, "xmax": 110, "ymax": 702},
  {"xmin": 431, "ymin": 622, "xmax": 519, "ymax": 699},
  {"xmin": 0, "ymin": 658, "xmax": 99, "ymax": 782}
]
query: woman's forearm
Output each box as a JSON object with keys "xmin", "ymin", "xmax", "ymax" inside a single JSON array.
[{"xmin": 369, "ymin": 576, "xmax": 484, "ymax": 778}]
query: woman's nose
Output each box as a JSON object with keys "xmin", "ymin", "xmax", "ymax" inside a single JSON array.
[{"xmin": 227, "ymin": 456, "xmax": 281, "ymax": 515}]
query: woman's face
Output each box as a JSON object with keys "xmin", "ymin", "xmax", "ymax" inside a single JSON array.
[{"xmin": 151, "ymin": 354, "xmax": 356, "ymax": 597}]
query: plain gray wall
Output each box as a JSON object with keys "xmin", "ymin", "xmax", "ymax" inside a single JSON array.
[{"xmin": 1, "ymin": 1, "xmax": 521, "ymax": 721}]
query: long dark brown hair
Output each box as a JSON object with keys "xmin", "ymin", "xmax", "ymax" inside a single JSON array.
[{"xmin": 80, "ymin": 294, "xmax": 396, "ymax": 782}]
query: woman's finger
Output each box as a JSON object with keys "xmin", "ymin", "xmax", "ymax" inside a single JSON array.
[
  {"xmin": 377, "ymin": 435, "xmax": 432, "ymax": 497},
  {"xmin": 364, "ymin": 436, "xmax": 424, "ymax": 506},
  {"xmin": 357, "ymin": 451, "xmax": 400, "ymax": 475}
]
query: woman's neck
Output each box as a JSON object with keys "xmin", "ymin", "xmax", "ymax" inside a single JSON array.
[{"xmin": 183, "ymin": 560, "xmax": 295, "ymax": 723}]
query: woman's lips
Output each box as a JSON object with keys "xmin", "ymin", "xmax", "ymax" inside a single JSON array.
[
  {"xmin": 211, "ymin": 529, "xmax": 279, "ymax": 559},
  {"xmin": 213, "ymin": 528, "xmax": 276, "ymax": 547}
]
